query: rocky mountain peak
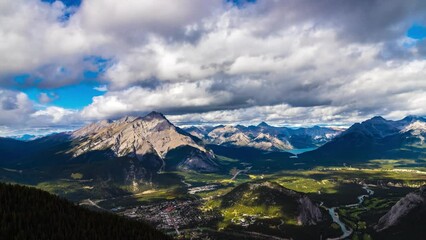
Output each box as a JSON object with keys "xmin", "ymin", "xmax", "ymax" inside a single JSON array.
[
  {"xmin": 143, "ymin": 111, "xmax": 168, "ymax": 121},
  {"xmin": 69, "ymin": 112, "xmax": 206, "ymax": 161},
  {"xmin": 344, "ymin": 115, "xmax": 398, "ymax": 138},
  {"xmin": 401, "ymin": 115, "xmax": 425, "ymax": 123},
  {"xmin": 368, "ymin": 116, "xmax": 387, "ymax": 122},
  {"xmin": 257, "ymin": 121, "xmax": 270, "ymax": 127}
]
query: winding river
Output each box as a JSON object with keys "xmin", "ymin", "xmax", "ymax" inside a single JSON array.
[{"xmin": 325, "ymin": 184, "xmax": 374, "ymax": 240}]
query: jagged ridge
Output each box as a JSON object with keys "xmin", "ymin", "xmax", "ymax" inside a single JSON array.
[
  {"xmin": 71, "ymin": 112, "xmax": 205, "ymax": 160},
  {"xmin": 185, "ymin": 123, "xmax": 341, "ymax": 151}
]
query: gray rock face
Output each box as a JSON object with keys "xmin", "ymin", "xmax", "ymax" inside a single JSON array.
[
  {"xmin": 207, "ymin": 125, "xmax": 293, "ymax": 151},
  {"xmin": 177, "ymin": 149, "xmax": 218, "ymax": 172},
  {"xmin": 185, "ymin": 123, "xmax": 343, "ymax": 151},
  {"xmin": 375, "ymin": 185, "xmax": 426, "ymax": 232},
  {"xmin": 297, "ymin": 195, "xmax": 323, "ymax": 226},
  {"xmin": 69, "ymin": 111, "xmax": 206, "ymax": 163}
]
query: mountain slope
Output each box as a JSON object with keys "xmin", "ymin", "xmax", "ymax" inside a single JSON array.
[
  {"xmin": 71, "ymin": 112, "xmax": 205, "ymax": 160},
  {"xmin": 185, "ymin": 123, "xmax": 341, "ymax": 151},
  {"xmin": 301, "ymin": 116, "xmax": 426, "ymax": 164},
  {"xmin": 0, "ymin": 182, "xmax": 171, "ymax": 240},
  {"xmin": 207, "ymin": 125, "xmax": 293, "ymax": 151},
  {"xmin": 69, "ymin": 112, "xmax": 217, "ymax": 173},
  {"xmin": 0, "ymin": 133, "xmax": 72, "ymax": 168},
  {"xmin": 0, "ymin": 112, "xmax": 219, "ymax": 197},
  {"xmin": 212, "ymin": 181, "xmax": 331, "ymax": 239},
  {"xmin": 374, "ymin": 185, "xmax": 426, "ymax": 240},
  {"xmin": 0, "ymin": 112, "xmax": 217, "ymax": 171},
  {"xmin": 221, "ymin": 181, "xmax": 324, "ymax": 226},
  {"xmin": 0, "ymin": 137, "xmax": 27, "ymax": 164}
]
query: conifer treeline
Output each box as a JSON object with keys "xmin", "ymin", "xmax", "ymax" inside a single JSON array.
[{"xmin": 0, "ymin": 183, "xmax": 171, "ymax": 240}]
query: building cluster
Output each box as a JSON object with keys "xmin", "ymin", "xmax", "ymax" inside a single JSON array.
[{"xmin": 121, "ymin": 199, "xmax": 221, "ymax": 233}]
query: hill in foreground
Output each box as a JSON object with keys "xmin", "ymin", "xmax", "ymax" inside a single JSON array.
[
  {"xmin": 0, "ymin": 182, "xmax": 171, "ymax": 240},
  {"xmin": 207, "ymin": 181, "xmax": 333, "ymax": 239},
  {"xmin": 373, "ymin": 185, "xmax": 426, "ymax": 240}
]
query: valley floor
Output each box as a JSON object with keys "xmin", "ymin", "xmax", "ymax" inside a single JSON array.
[
  {"xmin": 2, "ymin": 152, "xmax": 426, "ymax": 240},
  {"xmin": 73, "ymin": 166, "xmax": 425, "ymax": 239}
]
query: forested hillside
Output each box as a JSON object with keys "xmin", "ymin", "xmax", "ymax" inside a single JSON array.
[{"xmin": 0, "ymin": 183, "xmax": 171, "ymax": 240}]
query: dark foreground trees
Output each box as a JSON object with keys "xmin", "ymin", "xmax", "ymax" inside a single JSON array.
[{"xmin": 0, "ymin": 182, "xmax": 171, "ymax": 240}]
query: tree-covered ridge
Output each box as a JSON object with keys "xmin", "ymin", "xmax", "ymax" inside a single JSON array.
[{"xmin": 0, "ymin": 182, "xmax": 171, "ymax": 240}]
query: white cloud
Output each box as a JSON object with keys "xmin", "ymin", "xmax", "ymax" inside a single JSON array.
[
  {"xmin": 1, "ymin": 0, "xmax": 426, "ymax": 130},
  {"xmin": 81, "ymin": 5, "xmax": 426, "ymax": 124},
  {"xmin": 81, "ymin": 80, "xmax": 233, "ymax": 119},
  {"xmin": 93, "ymin": 85, "xmax": 108, "ymax": 92},
  {"xmin": 0, "ymin": 90, "xmax": 33, "ymax": 126},
  {"xmin": 167, "ymin": 104, "xmax": 362, "ymax": 127},
  {"xmin": 0, "ymin": 0, "xmax": 97, "ymax": 84},
  {"xmin": 72, "ymin": 0, "xmax": 221, "ymax": 39},
  {"xmin": 38, "ymin": 92, "xmax": 58, "ymax": 104},
  {"xmin": 0, "ymin": 89, "xmax": 80, "ymax": 130},
  {"xmin": 31, "ymin": 106, "xmax": 77, "ymax": 123}
]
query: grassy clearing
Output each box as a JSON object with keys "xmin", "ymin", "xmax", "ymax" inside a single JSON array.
[
  {"xmin": 36, "ymin": 180, "xmax": 83, "ymax": 197},
  {"xmin": 366, "ymin": 159, "xmax": 426, "ymax": 170},
  {"xmin": 218, "ymin": 204, "xmax": 283, "ymax": 230},
  {"xmin": 70, "ymin": 172, "xmax": 83, "ymax": 179},
  {"xmin": 197, "ymin": 186, "xmax": 235, "ymax": 199},
  {"xmin": 275, "ymin": 177, "xmax": 337, "ymax": 194}
]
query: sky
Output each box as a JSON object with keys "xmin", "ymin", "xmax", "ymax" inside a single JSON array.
[{"xmin": 1, "ymin": 0, "xmax": 426, "ymax": 136}]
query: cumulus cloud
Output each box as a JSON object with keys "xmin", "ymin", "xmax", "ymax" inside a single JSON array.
[
  {"xmin": 81, "ymin": 81, "xmax": 233, "ymax": 119},
  {"xmin": 38, "ymin": 92, "xmax": 58, "ymax": 104},
  {"xmin": 31, "ymin": 106, "xmax": 77, "ymax": 123},
  {"xmin": 0, "ymin": 89, "xmax": 80, "ymax": 131},
  {"xmin": 0, "ymin": 90, "xmax": 33, "ymax": 126},
  {"xmin": 72, "ymin": 0, "xmax": 221, "ymax": 42},
  {"xmin": 0, "ymin": 0, "xmax": 100, "ymax": 88},
  {"xmin": 1, "ymin": 0, "xmax": 426, "ymax": 130},
  {"xmin": 167, "ymin": 104, "xmax": 361, "ymax": 127}
]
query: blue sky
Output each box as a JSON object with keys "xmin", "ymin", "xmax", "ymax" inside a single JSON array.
[
  {"xmin": 23, "ymin": 84, "xmax": 105, "ymax": 109},
  {"xmin": 42, "ymin": 0, "xmax": 81, "ymax": 7},
  {"xmin": 1, "ymin": 0, "xmax": 426, "ymax": 135},
  {"xmin": 407, "ymin": 24, "xmax": 426, "ymax": 39}
]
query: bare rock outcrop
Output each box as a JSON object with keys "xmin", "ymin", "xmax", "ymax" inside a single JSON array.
[
  {"xmin": 68, "ymin": 112, "xmax": 218, "ymax": 173},
  {"xmin": 375, "ymin": 185, "xmax": 426, "ymax": 232}
]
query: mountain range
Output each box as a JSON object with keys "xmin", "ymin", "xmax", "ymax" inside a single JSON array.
[
  {"xmin": 301, "ymin": 115, "xmax": 426, "ymax": 165},
  {"xmin": 1, "ymin": 113, "xmax": 425, "ymax": 182},
  {"xmin": 1, "ymin": 112, "xmax": 426, "ymax": 239},
  {"xmin": 0, "ymin": 112, "xmax": 219, "ymax": 197},
  {"xmin": 185, "ymin": 122, "xmax": 342, "ymax": 151}
]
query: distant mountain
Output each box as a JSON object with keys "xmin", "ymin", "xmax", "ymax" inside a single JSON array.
[
  {"xmin": 301, "ymin": 115, "xmax": 426, "ymax": 164},
  {"xmin": 8, "ymin": 134, "xmax": 39, "ymax": 141},
  {"xmin": 0, "ymin": 112, "xmax": 219, "ymax": 194},
  {"xmin": 374, "ymin": 185, "xmax": 426, "ymax": 240},
  {"xmin": 185, "ymin": 122, "xmax": 342, "ymax": 151},
  {"xmin": 0, "ymin": 182, "xmax": 170, "ymax": 240},
  {"xmin": 0, "ymin": 132, "xmax": 72, "ymax": 168},
  {"xmin": 3, "ymin": 112, "xmax": 217, "ymax": 170},
  {"xmin": 69, "ymin": 111, "xmax": 216, "ymax": 172},
  {"xmin": 208, "ymin": 124, "xmax": 293, "ymax": 151}
]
